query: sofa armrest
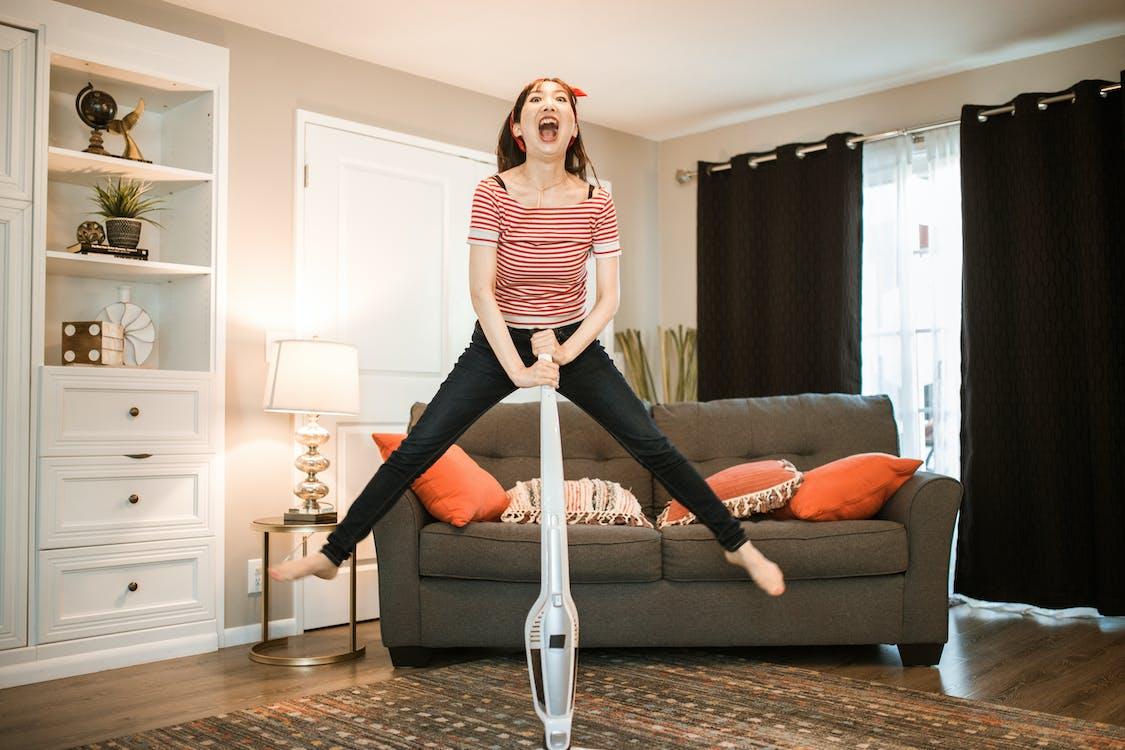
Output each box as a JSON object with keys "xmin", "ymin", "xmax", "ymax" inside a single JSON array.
[
  {"xmin": 372, "ymin": 487, "xmax": 434, "ymax": 647},
  {"xmin": 875, "ymin": 470, "xmax": 964, "ymax": 644}
]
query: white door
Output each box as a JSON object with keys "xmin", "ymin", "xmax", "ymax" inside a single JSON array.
[{"xmin": 294, "ymin": 112, "xmax": 614, "ymax": 630}]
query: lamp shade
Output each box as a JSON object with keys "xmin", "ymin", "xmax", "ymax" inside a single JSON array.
[{"xmin": 264, "ymin": 339, "xmax": 360, "ymax": 416}]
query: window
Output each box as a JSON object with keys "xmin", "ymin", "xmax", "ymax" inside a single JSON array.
[{"xmin": 861, "ymin": 126, "xmax": 963, "ymax": 479}]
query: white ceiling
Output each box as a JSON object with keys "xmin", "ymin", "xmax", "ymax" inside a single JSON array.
[{"xmin": 162, "ymin": 0, "xmax": 1125, "ymax": 141}]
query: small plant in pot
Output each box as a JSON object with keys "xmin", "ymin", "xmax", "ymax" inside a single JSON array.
[{"xmin": 88, "ymin": 176, "xmax": 165, "ymax": 249}]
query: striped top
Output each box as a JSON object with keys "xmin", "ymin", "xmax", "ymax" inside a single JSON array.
[{"xmin": 467, "ymin": 174, "xmax": 621, "ymax": 328}]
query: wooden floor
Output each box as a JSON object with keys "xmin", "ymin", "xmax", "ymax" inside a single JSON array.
[{"xmin": 2, "ymin": 601, "xmax": 1123, "ymax": 749}]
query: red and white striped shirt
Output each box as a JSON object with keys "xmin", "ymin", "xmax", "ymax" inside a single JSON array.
[{"xmin": 466, "ymin": 175, "xmax": 621, "ymax": 328}]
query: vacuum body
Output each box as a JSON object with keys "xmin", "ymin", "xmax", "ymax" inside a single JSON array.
[{"xmin": 524, "ymin": 351, "xmax": 580, "ymax": 750}]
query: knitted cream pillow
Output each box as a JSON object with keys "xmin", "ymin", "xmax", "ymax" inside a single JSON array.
[{"xmin": 502, "ymin": 477, "xmax": 654, "ymax": 528}]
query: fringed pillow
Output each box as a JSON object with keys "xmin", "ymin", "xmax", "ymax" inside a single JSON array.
[
  {"xmin": 656, "ymin": 458, "xmax": 803, "ymax": 528},
  {"xmin": 502, "ymin": 477, "xmax": 654, "ymax": 528}
]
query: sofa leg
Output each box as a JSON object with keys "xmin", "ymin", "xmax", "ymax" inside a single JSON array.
[
  {"xmin": 897, "ymin": 642, "xmax": 944, "ymax": 667},
  {"xmin": 389, "ymin": 646, "xmax": 433, "ymax": 667}
]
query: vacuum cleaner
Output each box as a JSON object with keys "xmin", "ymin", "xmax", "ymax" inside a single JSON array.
[{"xmin": 524, "ymin": 350, "xmax": 581, "ymax": 750}]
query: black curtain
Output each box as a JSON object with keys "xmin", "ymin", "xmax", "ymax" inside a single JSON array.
[
  {"xmin": 696, "ymin": 132, "xmax": 863, "ymax": 400},
  {"xmin": 955, "ymin": 72, "xmax": 1124, "ymax": 615}
]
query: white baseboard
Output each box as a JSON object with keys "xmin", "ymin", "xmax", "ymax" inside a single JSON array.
[
  {"xmin": 0, "ymin": 618, "xmax": 299, "ymax": 689},
  {"xmin": 0, "ymin": 631, "xmax": 217, "ymax": 689},
  {"xmin": 222, "ymin": 618, "xmax": 299, "ymax": 648}
]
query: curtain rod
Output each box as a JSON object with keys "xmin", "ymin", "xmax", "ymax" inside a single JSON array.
[{"xmin": 675, "ymin": 81, "xmax": 1122, "ymax": 183}]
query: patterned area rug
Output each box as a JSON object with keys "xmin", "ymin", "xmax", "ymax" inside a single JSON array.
[{"xmin": 74, "ymin": 648, "xmax": 1125, "ymax": 749}]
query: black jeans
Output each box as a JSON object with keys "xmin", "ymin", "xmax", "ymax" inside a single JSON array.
[{"xmin": 319, "ymin": 318, "xmax": 749, "ymax": 565}]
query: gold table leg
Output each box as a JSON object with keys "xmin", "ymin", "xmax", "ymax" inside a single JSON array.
[{"xmin": 250, "ymin": 540, "xmax": 365, "ymax": 666}]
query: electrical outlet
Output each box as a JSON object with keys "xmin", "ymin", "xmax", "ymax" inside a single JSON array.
[{"xmin": 248, "ymin": 558, "xmax": 262, "ymax": 594}]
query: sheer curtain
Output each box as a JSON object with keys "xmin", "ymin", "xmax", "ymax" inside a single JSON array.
[{"xmin": 860, "ymin": 125, "xmax": 962, "ymax": 479}]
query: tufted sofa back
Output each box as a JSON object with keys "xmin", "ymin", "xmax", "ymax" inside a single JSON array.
[
  {"xmin": 650, "ymin": 394, "xmax": 899, "ymax": 516},
  {"xmin": 409, "ymin": 398, "xmax": 654, "ymax": 513},
  {"xmin": 408, "ymin": 392, "xmax": 899, "ymax": 522}
]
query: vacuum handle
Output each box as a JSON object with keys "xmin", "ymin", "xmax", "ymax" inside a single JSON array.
[{"xmin": 538, "ymin": 351, "xmax": 556, "ymax": 391}]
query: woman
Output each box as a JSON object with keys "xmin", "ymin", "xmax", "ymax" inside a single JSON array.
[{"xmin": 269, "ymin": 77, "xmax": 785, "ymax": 597}]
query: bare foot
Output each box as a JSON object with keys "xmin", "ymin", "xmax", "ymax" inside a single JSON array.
[
  {"xmin": 267, "ymin": 551, "xmax": 340, "ymax": 582},
  {"xmin": 724, "ymin": 542, "xmax": 786, "ymax": 596}
]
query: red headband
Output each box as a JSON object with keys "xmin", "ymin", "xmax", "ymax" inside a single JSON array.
[{"xmin": 510, "ymin": 86, "xmax": 586, "ymax": 152}]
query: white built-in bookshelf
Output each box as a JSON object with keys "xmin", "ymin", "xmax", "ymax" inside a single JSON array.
[
  {"xmin": 0, "ymin": 0, "xmax": 229, "ymax": 689},
  {"xmin": 43, "ymin": 53, "xmax": 218, "ymax": 372}
]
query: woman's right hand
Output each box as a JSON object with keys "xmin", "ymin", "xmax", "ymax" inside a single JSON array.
[{"xmin": 511, "ymin": 359, "xmax": 560, "ymax": 389}]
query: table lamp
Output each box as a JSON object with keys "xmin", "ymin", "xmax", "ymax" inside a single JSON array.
[{"xmin": 264, "ymin": 338, "xmax": 360, "ymax": 523}]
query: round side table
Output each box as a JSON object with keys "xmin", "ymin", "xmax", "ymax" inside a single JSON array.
[{"xmin": 249, "ymin": 516, "xmax": 366, "ymax": 665}]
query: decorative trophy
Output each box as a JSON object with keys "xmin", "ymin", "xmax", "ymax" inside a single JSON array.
[
  {"xmin": 108, "ymin": 99, "xmax": 150, "ymax": 163},
  {"xmin": 75, "ymin": 82, "xmax": 117, "ymax": 156}
]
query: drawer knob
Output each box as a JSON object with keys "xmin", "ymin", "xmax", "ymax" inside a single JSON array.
[
  {"xmin": 129, "ymin": 494, "xmax": 140, "ymax": 504},
  {"xmin": 129, "ymin": 407, "xmax": 140, "ymax": 417},
  {"xmin": 128, "ymin": 581, "xmax": 139, "ymax": 592}
]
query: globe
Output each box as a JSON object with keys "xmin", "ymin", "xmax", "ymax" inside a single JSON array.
[{"xmin": 77, "ymin": 85, "xmax": 117, "ymax": 128}]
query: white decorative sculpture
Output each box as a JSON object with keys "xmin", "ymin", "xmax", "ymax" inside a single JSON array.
[{"xmin": 96, "ymin": 285, "xmax": 155, "ymax": 366}]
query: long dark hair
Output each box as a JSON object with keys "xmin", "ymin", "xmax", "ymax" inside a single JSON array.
[{"xmin": 497, "ymin": 77, "xmax": 601, "ymax": 186}]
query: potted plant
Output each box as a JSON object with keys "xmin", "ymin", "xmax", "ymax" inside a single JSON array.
[{"xmin": 88, "ymin": 176, "xmax": 165, "ymax": 249}]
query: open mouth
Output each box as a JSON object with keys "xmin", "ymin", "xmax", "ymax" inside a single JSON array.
[{"xmin": 538, "ymin": 117, "xmax": 559, "ymax": 143}]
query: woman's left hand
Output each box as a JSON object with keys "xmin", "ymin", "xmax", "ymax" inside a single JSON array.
[{"xmin": 531, "ymin": 328, "xmax": 573, "ymax": 366}]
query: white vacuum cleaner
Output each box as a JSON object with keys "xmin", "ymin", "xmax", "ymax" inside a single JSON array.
[{"xmin": 524, "ymin": 350, "xmax": 581, "ymax": 750}]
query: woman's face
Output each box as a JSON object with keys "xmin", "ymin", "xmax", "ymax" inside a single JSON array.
[{"xmin": 514, "ymin": 81, "xmax": 577, "ymax": 156}]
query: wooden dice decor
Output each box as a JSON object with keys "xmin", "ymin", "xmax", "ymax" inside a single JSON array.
[{"xmin": 62, "ymin": 321, "xmax": 125, "ymax": 366}]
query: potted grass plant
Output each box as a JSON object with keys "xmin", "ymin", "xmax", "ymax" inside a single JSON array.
[
  {"xmin": 614, "ymin": 325, "xmax": 699, "ymax": 404},
  {"xmin": 88, "ymin": 176, "xmax": 165, "ymax": 249}
]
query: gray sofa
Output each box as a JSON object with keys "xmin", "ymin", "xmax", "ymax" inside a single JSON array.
[{"xmin": 373, "ymin": 392, "xmax": 963, "ymax": 669}]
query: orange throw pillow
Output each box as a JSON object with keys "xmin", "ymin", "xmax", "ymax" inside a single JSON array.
[
  {"xmin": 371, "ymin": 433, "xmax": 508, "ymax": 527},
  {"xmin": 770, "ymin": 452, "xmax": 922, "ymax": 521},
  {"xmin": 657, "ymin": 459, "xmax": 803, "ymax": 528}
]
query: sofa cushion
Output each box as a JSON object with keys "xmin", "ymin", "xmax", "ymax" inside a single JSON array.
[
  {"xmin": 662, "ymin": 519, "xmax": 907, "ymax": 581},
  {"xmin": 657, "ymin": 458, "xmax": 802, "ymax": 527},
  {"xmin": 419, "ymin": 521, "xmax": 662, "ymax": 583},
  {"xmin": 371, "ymin": 433, "xmax": 508, "ymax": 526},
  {"xmin": 502, "ymin": 477, "xmax": 654, "ymax": 527},
  {"xmin": 770, "ymin": 453, "xmax": 923, "ymax": 521}
]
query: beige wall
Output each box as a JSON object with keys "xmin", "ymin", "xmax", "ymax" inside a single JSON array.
[
  {"xmin": 657, "ymin": 34, "xmax": 1125, "ymax": 328},
  {"xmin": 56, "ymin": 0, "xmax": 1124, "ymax": 631},
  {"xmin": 61, "ymin": 0, "xmax": 658, "ymax": 629}
]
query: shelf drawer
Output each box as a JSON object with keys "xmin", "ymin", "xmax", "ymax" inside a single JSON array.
[
  {"xmin": 38, "ymin": 538, "xmax": 215, "ymax": 643},
  {"xmin": 40, "ymin": 368, "xmax": 212, "ymax": 455},
  {"xmin": 40, "ymin": 455, "xmax": 212, "ymax": 548}
]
